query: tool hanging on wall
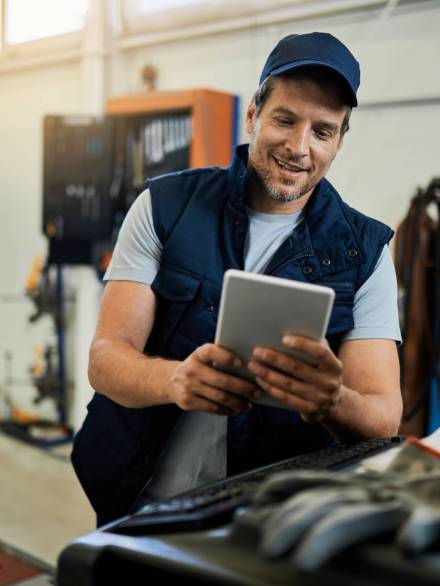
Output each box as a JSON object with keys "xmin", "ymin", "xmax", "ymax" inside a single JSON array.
[
  {"xmin": 394, "ymin": 177, "xmax": 440, "ymax": 437},
  {"xmin": 30, "ymin": 345, "xmax": 64, "ymax": 407},
  {"xmin": 25, "ymin": 256, "xmax": 70, "ymax": 426},
  {"xmin": 26, "ymin": 256, "xmax": 58, "ymax": 322},
  {"xmin": 0, "ymin": 256, "xmax": 74, "ymax": 446}
]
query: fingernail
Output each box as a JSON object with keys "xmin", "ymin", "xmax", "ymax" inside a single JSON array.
[
  {"xmin": 283, "ymin": 335, "xmax": 294, "ymax": 345},
  {"xmin": 233, "ymin": 358, "xmax": 242, "ymax": 367},
  {"xmin": 253, "ymin": 348, "xmax": 264, "ymax": 358},
  {"xmin": 248, "ymin": 361, "xmax": 260, "ymax": 373}
]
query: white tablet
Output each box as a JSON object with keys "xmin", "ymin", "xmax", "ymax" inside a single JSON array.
[{"xmin": 214, "ymin": 269, "xmax": 335, "ymax": 409}]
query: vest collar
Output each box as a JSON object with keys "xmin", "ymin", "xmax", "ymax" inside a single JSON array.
[
  {"xmin": 227, "ymin": 143, "xmax": 249, "ymax": 213},
  {"xmin": 227, "ymin": 144, "xmax": 366, "ymax": 279}
]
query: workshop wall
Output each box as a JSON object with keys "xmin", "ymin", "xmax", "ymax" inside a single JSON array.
[
  {"xmin": 0, "ymin": 0, "xmax": 439, "ymax": 425},
  {"xmin": 0, "ymin": 63, "xmax": 83, "ymax": 419},
  {"xmin": 120, "ymin": 2, "xmax": 440, "ymax": 227}
]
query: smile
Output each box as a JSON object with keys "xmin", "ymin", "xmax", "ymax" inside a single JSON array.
[{"xmin": 274, "ymin": 157, "xmax": 307, "ymax": 173}]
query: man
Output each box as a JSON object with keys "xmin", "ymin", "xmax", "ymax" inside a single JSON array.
[{"xmin": 72, "ymin": 32, "xmax": 402, "ymax": 526}]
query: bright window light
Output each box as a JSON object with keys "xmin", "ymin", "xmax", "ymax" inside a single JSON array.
[
  {"xmin": 136, "ymin": 0, "xmax": 204, "ymax": 14},
  {"xmin": 6, "ymin": 0, "xmax": 88, "ymax": 45}
]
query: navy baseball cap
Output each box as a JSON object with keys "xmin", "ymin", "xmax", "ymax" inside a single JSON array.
[{"xmin": 259, "ymin": 32, "xmax": 360, "ymax": 107}]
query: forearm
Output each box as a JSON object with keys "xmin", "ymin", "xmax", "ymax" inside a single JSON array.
[
  {"xmin": 88, "ymin": 338, "xmax": 180, "ymax": 408},
  {"xmin": 321, "ymin": 384, "xmax": 402, "ymax": 441}
]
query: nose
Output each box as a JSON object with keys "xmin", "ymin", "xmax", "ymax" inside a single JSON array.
[{"xmin": 286, "ymin": 123, "xmax": 310, "ymax": 158}]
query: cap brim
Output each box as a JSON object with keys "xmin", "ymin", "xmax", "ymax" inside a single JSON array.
[{"xmin": 269, "ymin": 59, "xmax": 358, "ymax": 107}]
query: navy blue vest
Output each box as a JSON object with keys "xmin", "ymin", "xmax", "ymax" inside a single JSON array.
[{"xmin": 72, "ymin": 145, "xmax": 393, "ymax": 525}]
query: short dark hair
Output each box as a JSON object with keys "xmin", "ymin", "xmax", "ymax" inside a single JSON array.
[{"xmin": 253, "ymin": 66, "xmax": 352, "ymax": 136}]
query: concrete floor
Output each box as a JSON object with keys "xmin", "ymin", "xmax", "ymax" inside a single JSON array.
[{"xmin": 0, "ymin": 432, "xmax": 96, "ymax": 572}]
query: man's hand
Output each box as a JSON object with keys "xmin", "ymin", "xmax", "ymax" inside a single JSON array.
[
  {"xmin": 248, "ymin": 335, "xmax": 343, "ymax": 422},
  {"xmin": 169, "ymin": 343, "xmax": 262, "ymax": 416}
]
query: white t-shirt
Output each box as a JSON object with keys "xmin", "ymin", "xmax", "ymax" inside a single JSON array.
[
  {"xmin": 105, "ymin": 188, "xmax": 402, "ymax": 344},
  {"xmin": 104, "ymin": 188, "xmax": 402, "ymax": 502}
]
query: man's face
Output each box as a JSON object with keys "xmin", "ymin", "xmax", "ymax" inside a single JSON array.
[{"xmin": 246, "ymin": 76, "xmax": 347, "ymax": 208}]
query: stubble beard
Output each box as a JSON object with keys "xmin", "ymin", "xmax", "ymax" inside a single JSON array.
[
  {"xmin": 257, "ymin": 165, "xmax": 317, "ymax": 203},
  {"xmin": 248, "ymin": 144, "xmax": 317, "ymax": 203}
]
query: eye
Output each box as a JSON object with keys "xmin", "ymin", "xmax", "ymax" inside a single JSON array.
[
  {"xmin": 274, "ymin": 117, "xmax": 292, "ymax": 126},
  {"xmin": 314, "ymin": 128, "xmax": 335, "ymax": 141}
]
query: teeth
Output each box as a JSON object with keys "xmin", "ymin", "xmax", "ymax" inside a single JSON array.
[{"xmin": 276, "ymin": 158, "xmax": 299, "ymax": 172}]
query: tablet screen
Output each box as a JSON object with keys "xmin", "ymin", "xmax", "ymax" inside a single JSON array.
[{"xmin": 214, "ymin": 269, "xmax": 335, "ymax": 410}]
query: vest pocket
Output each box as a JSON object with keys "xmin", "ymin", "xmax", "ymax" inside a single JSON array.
[
  {"xmin": 317, "ymin": 281, "xmax": 354, "ymax": 305},
  {"xmin": 149, "ymin": 263, "xmax": 203, "ymax": 355},
  {"xmin": 152, "ymin": 261, "xmax": 202, "ymax": 300}
]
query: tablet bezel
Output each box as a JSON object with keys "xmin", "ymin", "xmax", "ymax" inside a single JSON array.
[{"xmin": 214, "ymin": 269, "xmax": 335, "ymax": 410}]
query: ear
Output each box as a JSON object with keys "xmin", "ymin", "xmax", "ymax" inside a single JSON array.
[{"xmin": 246, "ymin": 100, "xmax": 257, "ymax": 135}]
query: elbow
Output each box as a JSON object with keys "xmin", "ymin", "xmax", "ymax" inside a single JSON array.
[
  {"xmin": 385, "ymin": 392, "xmax": 403, "ymax": 437},
  {"xmin": 363, "ymin": 391, "xmax": 402, "ymax": 439},
  {"xmin": 395, "ymin": 389, "xmax": 404, "ymax": 432},
  {"xmin": 87, "ymin": 362, "xmax": 99, "ymax": 394},
  {"xmin": 386, "ymin": 420, "xmax": 401, "ymax": 438},
  {"xmin": 87, "ymin": 339, "xmax": 106, "ymax": 396}
]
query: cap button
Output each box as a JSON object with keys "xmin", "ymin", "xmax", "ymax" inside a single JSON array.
[
  {"xmin": 321, "ymin": 258, "xmax": 331, "ymax": 267},
  {"xmin": 303, "ymin": 266, "xmax": 313, "ymax": 275},
  {"xmin": 348, "ymin": 248, "xmax": 358, "ymax": 258}
]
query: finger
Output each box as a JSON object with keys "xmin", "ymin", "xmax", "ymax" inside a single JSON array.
[
  {"xmin": 251, "ymin": 347, "xmax": 312, "ymax": 381},
  {"xmin": 196, "ymin": 382, "xmax": 253, "ymax": 413},
  {"xmin": 255, "ymin": 377, "xmax": 325, "ymax": 422},
  {"xmin": 281, "ymin": 335, "xmax": 342, "ymax": 373},
  {"xmin": 190, "ymin": 394, "xmax": 237, "ymax": 416},
  {"xmin": 251, "ymin": 348, "xmax": 339, "ymax": 390},
  {"xmin": 249, "ymin": 360, "xmax": 332, "ymax": 403},
  {"xmin": 196, "ymin": 361, "xmax": 261, "ymax": 400},
  {"xmin": 176, "ymin": 375, "xmax": 243, "ymax": 414},
  {"xmin": 195, "ymin": 343, "xmax": 242, "ymax": 369}
]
